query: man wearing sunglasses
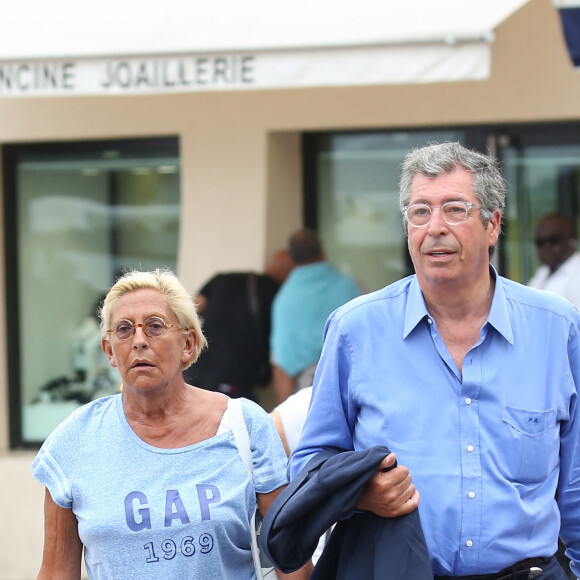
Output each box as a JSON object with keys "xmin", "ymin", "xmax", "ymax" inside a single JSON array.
[
  {"xmin": 528, "ymin": 213, "xmax": 580, "ymax": 310},
  {"xmin": 288, "ymin": 142, "xmax": 580, "ymax": 580}
]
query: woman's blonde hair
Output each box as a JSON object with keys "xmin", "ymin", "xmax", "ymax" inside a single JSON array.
[{"xmin": 99, "ymin": 268, "xmax": 206, "ymax": 369}]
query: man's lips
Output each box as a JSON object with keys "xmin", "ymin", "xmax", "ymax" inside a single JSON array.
[{"xmin": 424, "ymin": 249, "xmax": 455, "ymax": 257}]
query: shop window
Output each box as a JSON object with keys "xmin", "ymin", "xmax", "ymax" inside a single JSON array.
[
  {"xmin": 304, "ymin": 125, "xmax": 580, "ymax": 293},
  {"xmin": 305, "ymin": 130, "xmax": 466, "ymax": 293},
  {"xmin": 4, "ymin": 138, "xmax": 180, "ymax": 447},
  {"xmin": 499, "ymin": 138, "xmax": 580, "ymax": 283}
]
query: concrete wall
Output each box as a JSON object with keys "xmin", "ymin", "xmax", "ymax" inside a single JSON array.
[{"xmin": 1, "ymin": 1, "xmax": 579, "ymax": 576}]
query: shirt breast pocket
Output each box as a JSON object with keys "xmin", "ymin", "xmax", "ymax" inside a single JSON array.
[{"xmin": 500, "ymin": 405, "xmax": 558, "ymax": 484}]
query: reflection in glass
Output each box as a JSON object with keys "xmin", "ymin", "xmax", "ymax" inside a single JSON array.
[
  {"xmin": 502, "ymin": 145, "xmax": 580, "ymax": 283},
  {"xmin": 316, "ymin": 131, "xmax": 464, "ymax": 292},
  {"xmin": 11, "ymin": 139, "xmax": 180, "ymax": 443}
]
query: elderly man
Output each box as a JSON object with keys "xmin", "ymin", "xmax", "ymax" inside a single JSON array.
[{"xmin": 290, "ymin": 142, "xmax": 580, "ymax": 579}]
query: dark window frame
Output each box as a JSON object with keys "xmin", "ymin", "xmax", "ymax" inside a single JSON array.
[{"xmin": 3, "ymin": 136, "xmax": 179, "ymax": 449}]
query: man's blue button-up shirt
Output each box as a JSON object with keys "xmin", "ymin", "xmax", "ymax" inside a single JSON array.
[{"xmin": 290, "ymin": 270, "xmax": 580, "ymax": 577}]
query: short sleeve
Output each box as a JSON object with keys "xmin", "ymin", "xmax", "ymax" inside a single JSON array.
[
  {"xmin": 242, "ymin": 399, "xmax": 289, "ymax": 493},
  {"xmin": 30, "ymin": 412, "xmax": 80, "ymax": 509}
]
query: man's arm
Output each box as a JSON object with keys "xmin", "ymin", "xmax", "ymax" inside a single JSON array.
[
  {"xmin": 37, "ymin": 488, "xmax": 83, "ymax": 580},
  {"xmin": 557, "ymin": 312, "xmax": 580, "ymax": 578},
  {"xmin": 288, "ymin": 308, "xmax": 420, "ymax": 522}
]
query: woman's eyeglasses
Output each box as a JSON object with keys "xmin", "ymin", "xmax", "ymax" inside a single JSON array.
[{"xmin": 107, "ymin": 316, "xmax": 186, "ymax": 340}]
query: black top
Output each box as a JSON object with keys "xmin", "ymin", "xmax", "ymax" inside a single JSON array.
[{"xmin": 184, "ymin": 272, "xmax": 279, "ymax": 399}]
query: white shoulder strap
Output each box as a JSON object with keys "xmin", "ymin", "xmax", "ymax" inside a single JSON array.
[
  {"xmin": 228, "ymin": 397, "xmax": 253, "ymax": 477},
  {"xmin": 227, "ymin": 398, "xmax": 267, "ymax": 580}
]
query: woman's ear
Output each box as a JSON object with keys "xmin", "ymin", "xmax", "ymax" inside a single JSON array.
[
  {"xmin": 102, "ymin": 338, "xmax": 117, "ymax": 367},
  {"xmin": 181, "ymin": 330, "xmax": 197, "ymax": 366}
]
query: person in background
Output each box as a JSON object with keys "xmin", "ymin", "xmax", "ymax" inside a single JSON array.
[
  {"xmin": 271, "ymin": 386, "xmax": 312, "ymax": 456},
  {"xmin": 270, "ymin": 386, "xmax": 325, "ymax": 569},
  {"xmin": 528, "ymin": 212, "xmax": 580, "ymax": 310},
  {"xmin": 184, "ymin": 249, "xmax": 294, "ymax": 401},
  {"xmin": 32, "ymin": 268, "xmax": 308, "ymax": 579},
  {"xmin": 290, "ymin": 142, "xmax": 580, "ymax": 579},
  {"xmin": 270, "ymin": 229, "xmax": 359, "ymax": 403}
]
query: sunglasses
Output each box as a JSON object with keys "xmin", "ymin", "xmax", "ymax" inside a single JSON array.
[{"xmin": 534, "ymin": 235, "xmax": 564, "ymax": 248}]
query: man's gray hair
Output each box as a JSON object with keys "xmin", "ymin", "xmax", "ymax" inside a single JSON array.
[{"xmin": 399, "ymin": 142, "xmax": 506, "ymax": 227}]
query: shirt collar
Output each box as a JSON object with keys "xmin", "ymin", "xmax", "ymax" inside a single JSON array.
[
  {"xmin": 403, "ymin": 276, "xmax": 429, "ymax": 339},
  {"xmin": 402, "ymin": 265, "xmax": 514, "ymax": 345},
  {"xmin": 486, "ymin": 266, "xmax": 514, "ymax": 345}
]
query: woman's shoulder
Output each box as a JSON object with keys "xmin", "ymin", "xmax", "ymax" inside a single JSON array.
[
  {"xmin": 239, "ymin": 397, "xmax": 270, "ymax": 422},
  {"xmin": 71, "ymin": 393, "xmax": 120, "ymax": 421}
]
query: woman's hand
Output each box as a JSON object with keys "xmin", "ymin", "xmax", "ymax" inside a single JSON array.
[{"xmin": 356, "ymin": 453, "xmax": 420, "ymax": 517}]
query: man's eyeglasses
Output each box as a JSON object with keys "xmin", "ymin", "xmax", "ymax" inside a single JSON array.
[
  {"xmin": 534, "ymin": 235, "xmax": 564, "ymax": 248},
  {"xmin": 107, "ymin": 316, "xmax": 186, "ymax": 340},
  {"xmin": 403, "ymin": 201, "xmax": 482, "ymax": 228}
]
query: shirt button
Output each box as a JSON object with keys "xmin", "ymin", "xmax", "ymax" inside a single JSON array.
[
  {"xmin": 466, "ymin": 540, "xmax": 473, "ymax": 548},
  {"xmin": 427, "ymin": 318, "xmax": 433, "ymax": 324},
  {"xmin": 467, "ymin": 445, "xmax": 474, "ymax": 452},
  {"xmin": 468, "ymin": 491, "xmax": 475, "ymax": 499},
  {"xmin": 465, "ymin": 398, "xmax": 472, "ymax": 405}
]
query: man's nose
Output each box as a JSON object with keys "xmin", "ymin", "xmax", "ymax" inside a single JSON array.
[{"xmin": 427, "ymin": 207, "xmax": 448, "ymax": 233}]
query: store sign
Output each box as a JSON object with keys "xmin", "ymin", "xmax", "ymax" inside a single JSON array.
[{"xmin": 0, "ymin": 43, "xmax": 491, "ymax": 97}]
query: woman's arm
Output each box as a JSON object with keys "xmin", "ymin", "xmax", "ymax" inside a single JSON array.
[
  {"xmin": 37, "ymin": 488, "xmax": 83, "ymax": 580},
  {"xmin": 257, "ymin": 488, "xmax": 313, "ymax": 580}
]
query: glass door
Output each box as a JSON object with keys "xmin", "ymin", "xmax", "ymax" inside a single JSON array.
[{"xmin": 495, "ymin": 128, "xmax": 580, "ymax": 284}]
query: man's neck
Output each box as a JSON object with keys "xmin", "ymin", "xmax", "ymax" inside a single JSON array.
[
  {"xmin": 419, "ymin": 270, "xmax": 496, "ymax": 373},
  {"xmin": 420, "ymin": 269, "xmax": 495, "ymax": 324}
]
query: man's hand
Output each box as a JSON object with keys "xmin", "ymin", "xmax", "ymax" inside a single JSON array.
[{"xmin": 356, "ymin": 453, "xmax": 420, "ymax": 517}]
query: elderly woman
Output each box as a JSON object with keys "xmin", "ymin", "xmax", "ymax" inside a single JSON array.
[{"xmin": 32, "ymin": 268, "xmax": 304, "ymax": 579}]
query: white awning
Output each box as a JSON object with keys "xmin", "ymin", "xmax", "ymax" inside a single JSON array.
[{"xmin": 0, "ymin": 0, "xmax": 532, "ymax": 96}]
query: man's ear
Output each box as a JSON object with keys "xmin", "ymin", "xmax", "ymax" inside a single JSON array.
[
  {"xmin": 487, "ymin": 209, "xmax": 502, "ymax": 247},
  {"xmin": 102, "ymin": 338, "xmax": 117, "ymax": 367}
]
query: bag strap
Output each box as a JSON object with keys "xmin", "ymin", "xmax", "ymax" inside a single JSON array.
[
  {"xmin": 228, "ymin": 398, "xmax": 264, "ymax": 580},
  {"xmin": 229, "ymin": 398, "xmax": 253, "ymax": 474}
]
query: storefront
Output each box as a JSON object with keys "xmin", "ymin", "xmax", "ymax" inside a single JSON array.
[{"xmin": 1, "ymin": 0, "xmax": 580, "ymax": 576}]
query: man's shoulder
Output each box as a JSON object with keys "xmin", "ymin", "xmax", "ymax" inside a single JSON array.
[
  {"xmin": 501, "ymin": 275, "xmax": 579, "ymax": 318},
  {"xmin": 330, "ymin": 276, "xmax": 413, "ymax": 320}
]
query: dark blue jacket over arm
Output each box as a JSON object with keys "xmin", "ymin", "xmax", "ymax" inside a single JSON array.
[{"xmin": 259, "ymin": 446, "xmax": 433, "ymax": 579}]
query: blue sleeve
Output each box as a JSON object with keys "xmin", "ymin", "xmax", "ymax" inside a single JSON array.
[
  {"xmin": 558, "ymin": 313, "xmax": 580, "ymax": 577},
  {"xmin": 288, "ymin": 310, "xmax": 357, "ymax": 478},
  {"xmin": 242, "ymin": 399, "xmax": 289, "ymax": 493},
  {"xmin": 30, "ymin": 412, "xmax": 80, "ymax": 509}
]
